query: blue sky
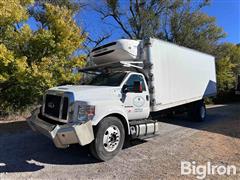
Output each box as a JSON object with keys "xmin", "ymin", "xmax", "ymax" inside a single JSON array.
[
  {"xmin": 203, "ymin": 0, "xmax": 240, "ymax": 44},
  {"xmin": 28, "ymin": 0, "xmax": 240, "ymax": 44},
  {"xmin": 79, "ymin": 0, "xmax": 240, "ymax": 45}
]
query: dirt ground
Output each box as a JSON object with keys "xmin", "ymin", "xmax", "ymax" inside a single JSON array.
[{"xmin": 0, "ymin": 103, "xmax": 239, "ymax": 179}]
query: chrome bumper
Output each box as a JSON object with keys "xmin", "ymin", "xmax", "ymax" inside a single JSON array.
[{"xmin": 27, "ymin": 109, "xmax": 94, "ymax": 148}]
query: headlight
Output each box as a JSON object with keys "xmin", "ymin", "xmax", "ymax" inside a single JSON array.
[{"xmin": 77, "ymin": 105, "xmax": 95, "ymax": 121}]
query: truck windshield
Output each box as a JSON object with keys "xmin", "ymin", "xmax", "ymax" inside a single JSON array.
[{"xmin": 84, "ymin": 72, "xmax": 126, "ymax": 86}]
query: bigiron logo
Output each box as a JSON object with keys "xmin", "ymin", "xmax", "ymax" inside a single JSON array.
[{"xmin": 181, "ymin": 161, "xmax": 238, "ymax": 179}]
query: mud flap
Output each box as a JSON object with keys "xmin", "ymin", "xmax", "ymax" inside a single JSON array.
[{"xmin": 73, "ymin": 121, "xmax": 94, "ymax": 146}]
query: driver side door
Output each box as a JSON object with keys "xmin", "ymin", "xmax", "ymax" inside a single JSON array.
[{"xmin": 122, "ymin": 74, "xmax": 150, "ymax": 120}]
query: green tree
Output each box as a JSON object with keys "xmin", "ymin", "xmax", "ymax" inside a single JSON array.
[
  {"xmin": 216, "ymin": 57, "xmax": 236, "ymax": 94},
  {"xmin": 0, "ymin": 0, "xmax": 32, "ymax": 26},
  {"xmin": 216, "ymin": 43, "xmax": 240, "ymax": 76},
  {"xmin": 0, "ymin": 0, "xmax": 85, "ymax": 113},
  {"xmin": 94, "ymin": 0, "xmax": 225, "ymax": 54},
  {"xmin": 215, "ymin": 43, "xmax": 240, "ymax": 95}
]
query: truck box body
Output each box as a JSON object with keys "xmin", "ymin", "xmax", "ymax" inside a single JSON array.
[
  {"xmin": 146, "ymin": 39, "xmax": 216, "ymax": 112},
  {"xmin": 90, "ymin": 38, "xmax": 217, "ymax": 112}
]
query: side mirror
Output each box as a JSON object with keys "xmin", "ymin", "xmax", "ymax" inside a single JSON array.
[
  {"xmin": 122, "ymin": 85, "xmax": 129, "ymax": 93},
  {"xmin": 133, "ymin": 81, "xmax": 143, "ymax": 93}
]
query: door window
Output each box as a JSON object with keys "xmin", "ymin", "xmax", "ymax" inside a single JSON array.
[{"xmin": 125, "ymin": 74, "xmax": 146, "ymax": 92}]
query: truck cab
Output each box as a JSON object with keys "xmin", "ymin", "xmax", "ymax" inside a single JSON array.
[{"xmin": 28, "ymin": 63, "xmax": 157, "ymax": 161}]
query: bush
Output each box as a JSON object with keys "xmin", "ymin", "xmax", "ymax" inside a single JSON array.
[{"xmin": 0, "ymin": 1, "xmax": 85, "ymax": 113}]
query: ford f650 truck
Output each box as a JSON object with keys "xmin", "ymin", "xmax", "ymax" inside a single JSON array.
[{"xmin": 28, "ymin": 38, "xmax": 217, "ymax": 161}]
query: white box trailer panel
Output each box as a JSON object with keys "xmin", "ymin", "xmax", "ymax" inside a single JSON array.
[{"xmin": 147, "ymin": 39, "xmax": 217, "ymax": 112}]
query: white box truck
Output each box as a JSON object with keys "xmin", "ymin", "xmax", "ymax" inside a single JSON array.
[{"xmin": 28, "ymin": 38, "xmax": 217, "ymax": 161}]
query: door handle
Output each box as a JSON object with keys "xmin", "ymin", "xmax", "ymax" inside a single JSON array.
[{"xmin": 146, "ymin": 95, "xmax": 149, "ymax": 101}]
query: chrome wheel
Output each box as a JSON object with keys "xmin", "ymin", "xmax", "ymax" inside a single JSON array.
[{"xmin": 103, "ymin": 125, "xmax": 120, "ymax": 152}]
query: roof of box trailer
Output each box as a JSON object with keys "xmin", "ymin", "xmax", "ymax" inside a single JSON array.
[{"xmin": 148, "ymin": 38, "xmax": 215, "ymax": 59}]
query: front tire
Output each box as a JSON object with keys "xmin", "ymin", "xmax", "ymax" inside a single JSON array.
[{"xmin": 90, "ymin": 116, "xmax": 125, "ymax": 161}]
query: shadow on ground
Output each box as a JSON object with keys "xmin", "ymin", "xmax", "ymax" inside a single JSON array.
[
  {"xmin": 0, "ymin": 127, "xmax": 95, "ymax": 173},
  {"xmin": 0, "ymin": 103, "xmax": 239, "ymax": 173},
  {"xmin": 156, "ymin": 103, "xmax": 240, "ymax": 139},
  {"xmin": 0, "ymin": 122, "xmax": 146, "ymax": 173}
]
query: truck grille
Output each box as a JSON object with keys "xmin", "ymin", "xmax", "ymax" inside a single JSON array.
[{"xmin": 44, "ymin": 94, "xmax": 69, "ymax": 120}]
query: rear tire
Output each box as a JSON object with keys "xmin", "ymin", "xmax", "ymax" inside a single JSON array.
[
  {"xmin": 90, "ymin": 116, "xmax": 125, "ymax": 161},
  {"xmin": 188, "ymin": 100, "xmax": 206, "ymax": 122}
]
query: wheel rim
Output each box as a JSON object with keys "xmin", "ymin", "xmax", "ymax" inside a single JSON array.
[
  {"xmin": 200, "ymin": 106, "xmax": 206, "ymax": 119},
  {"xmin": 103, "ymin": 125, "xmax": 121, "ymax": 152}
]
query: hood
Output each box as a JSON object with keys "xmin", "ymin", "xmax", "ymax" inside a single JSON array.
[{"xmin": 48, "ymin": 85, "xmax": 122, "ymax": 101}]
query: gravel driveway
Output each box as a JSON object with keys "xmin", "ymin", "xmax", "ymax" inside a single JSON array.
[{"xmin": 0, "ymin": 103, "xmax": 240, "ymax": 179}]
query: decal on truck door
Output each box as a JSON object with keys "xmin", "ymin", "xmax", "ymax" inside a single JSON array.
[{"xmin": 133, "ymin": 96, "xmax": 145, "ymax": 107}]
